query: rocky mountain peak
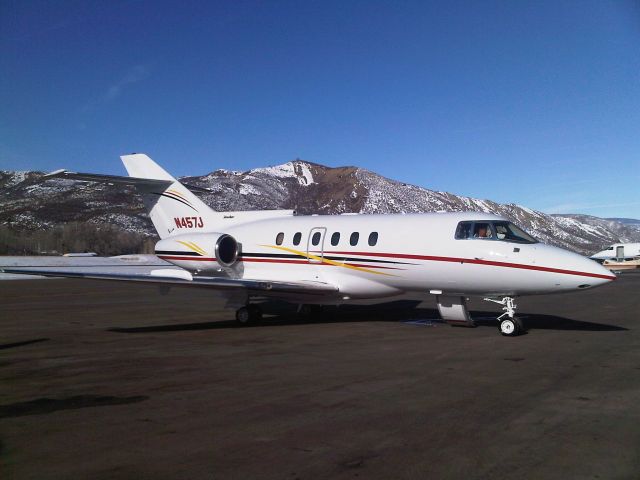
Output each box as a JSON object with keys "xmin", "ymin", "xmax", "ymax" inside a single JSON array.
[{"xmin": 1, "ymin": 162, "xmax": 639, "ymax": 256}]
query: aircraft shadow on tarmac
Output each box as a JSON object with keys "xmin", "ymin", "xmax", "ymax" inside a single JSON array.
[
  {"xmin": 107, "ymin": 306, "xmax": 627, "ymax": 334},
  {"xmin": 0, "ymin": 338, "xmax": 50, "ymax": 350},
  {"xmin": 471, "ymin": 314, "xmax": 627, "ymax": 332}
]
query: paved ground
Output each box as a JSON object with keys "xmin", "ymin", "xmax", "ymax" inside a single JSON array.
[{"xmin": 1, "ymin": 274, "xmax": 639, "ymax": 479}]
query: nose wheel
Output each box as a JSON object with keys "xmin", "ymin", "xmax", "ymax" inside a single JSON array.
[
  {"xmin": 498, "ymin": 316, "xmax": 524, "ymax": 336},
  {"xmin": 483, "ymin": 297, "xmax": 526, "ymax": 337}
]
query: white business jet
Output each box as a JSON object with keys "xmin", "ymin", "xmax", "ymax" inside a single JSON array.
[
  {"xmin": 3, "ymin": 154, "xmax": 615, "ymax": 336},
  {"xmin": 591, "ymin": 243, "xmax": 640, "ymax": 262}
]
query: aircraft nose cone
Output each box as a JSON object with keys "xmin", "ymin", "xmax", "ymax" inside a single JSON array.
[
  {"xmin": 580, "ymin": 257, "xmax": 616, "ymax": 287},
  {"xmin": 534, "ymin": 244, "xmax": 616, "ymax": 293}
]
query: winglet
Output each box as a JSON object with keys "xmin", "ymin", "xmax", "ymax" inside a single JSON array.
[{"xmin": 43, "ymin": 169, "xmax": 69, "ymax": 178}]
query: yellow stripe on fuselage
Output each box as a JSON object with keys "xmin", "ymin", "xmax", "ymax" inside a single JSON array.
[
  {"xmin": 260, "ymin": 244, "xmax": 395, "ymax": 276},
  {"xmin": 176, "ymin": 240, "xmax": 208, "ymax": 257}
]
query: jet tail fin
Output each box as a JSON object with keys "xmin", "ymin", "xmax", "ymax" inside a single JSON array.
[
  {"xmin": 45, "ymin": 154, "xmax": 216, "ymax": 238},
  {"xmin": 120, "ymin": 153, "xmax": 175, "ymax": 181},
  {"xmin": 44, "ymin": 153, "xmax": 298, "ymax": 238},
  {"xmin": 118, "ymin": 154, "xmax": 217, "ymax": 238}
]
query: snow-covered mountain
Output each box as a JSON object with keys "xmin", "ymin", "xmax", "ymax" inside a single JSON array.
[
  {"xmin": 605, "ymin": 217, "xmax": 640, "ymax": 233},
  {"xmin": 2, "ymin": 160, "xmax": 639, "ymax": 255}
]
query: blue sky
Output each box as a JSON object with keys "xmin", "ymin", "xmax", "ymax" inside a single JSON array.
[{"xmin": 1, "ymin": 1, "xmax": 639, "ymax": 218}]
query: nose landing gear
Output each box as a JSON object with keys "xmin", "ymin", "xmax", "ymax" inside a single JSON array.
[{"xmin": 483, "ymin": 297, "xmax": 525, "ymax": 336}]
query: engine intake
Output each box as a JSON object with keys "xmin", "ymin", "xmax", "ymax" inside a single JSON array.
[
  {"xmin": 215, "ymin": 234, "xmax": 239, "ymax": 267},
  {"xmin": 155, "ymin": 232, "xmax": 240, "ymax": 271}
]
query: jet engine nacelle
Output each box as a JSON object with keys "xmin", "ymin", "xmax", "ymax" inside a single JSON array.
[{"xmin": 155, "ymin": 232, "xmax": 239, "ymax": 271}]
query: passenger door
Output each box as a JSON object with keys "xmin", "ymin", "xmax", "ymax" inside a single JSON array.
[{"xmin": 307, "ymin": 227, "xmax": 326, "ymax": 264}]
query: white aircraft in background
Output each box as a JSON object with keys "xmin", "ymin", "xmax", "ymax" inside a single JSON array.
[
  {"xmin": 591, "ymin": 243, "xmax": 640, "ymax": 262},
  {"xmin": 3, "ymin": 154, "xmax": 616, "ymax": 337}
]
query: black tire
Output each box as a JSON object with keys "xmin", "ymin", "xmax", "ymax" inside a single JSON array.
[
  {"xmin": 236, "ymin": 307, "xmax": 252, "ymax": 326},
  {"xmin": 248, "ymin": 304, "xmax": 263, "ymax": 322},
  {"xmin": 499, "ymin": 317, "xmax": 521, "ymax": 337},
  {"xmin": 513, "ymin": 316, "xmax": 526, "ymax": 334}
]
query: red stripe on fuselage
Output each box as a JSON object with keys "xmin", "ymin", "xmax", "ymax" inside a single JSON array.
[
  {"xmin": 240, "ymin": 258, "xmax": 401, "ymax": 270},
  {"xmin": 320, "ymin": 251, "xmax": 616, "ymax": 280},
  {"xmin": 159, "ymin": 252, "xmax": 614, "ymax": 281},
  {"xmin": 157, "ymin": 255, "xmax": 217, "ymax": 262},
  {"xmin": 241, "ymin": 258, "xmax": 307, "ymax": 264}
]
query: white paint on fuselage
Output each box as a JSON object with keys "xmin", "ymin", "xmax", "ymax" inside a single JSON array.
[
  {"xmin": 591, "ymin": 243, "xmax": 640, "ymax": 260},
  {"xmin": 171, "ymin": 211, "xmax": 614, "ymax": 303}
]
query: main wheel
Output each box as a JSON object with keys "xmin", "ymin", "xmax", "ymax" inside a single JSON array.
[
  {"xmin": 499, "ymin": 317, "xmax": 522, "ymax": 337},
  {"xmin": 236, "ymin": 305, "xmax": 262, "ymax": 325},
  {"xmin": 248, "ymin": 304, "xmax": 263, "ymax": 322},
  {"xmin": 236, "ymin": 306, "xmax": 252, "ymax": 325}
]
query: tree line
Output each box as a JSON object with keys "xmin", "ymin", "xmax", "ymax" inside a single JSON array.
[{"xmin": 0, "ymin": 223, "xmax": 156, "ymax": 256}]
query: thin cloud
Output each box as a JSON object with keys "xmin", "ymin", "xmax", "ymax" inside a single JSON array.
[
  {"xmin": 543, "ymin": 203, "xmax": 584, "ymax": 214},
  {"xmin": 81, "ymin": 64, "xmax": 149, "ymax": 113},
  {"xmin": 544, "ymin": 201, "xmax": 640, "ymax": 214},
  {"xmin": 105, "ymin": 65, "xmax": 149, "ymax": 101}
]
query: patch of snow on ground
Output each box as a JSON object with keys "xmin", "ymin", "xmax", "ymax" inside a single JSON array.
[
  {"xmin": 517, "ymin": 205, "xmax": 541, "ymax": 217},
  {"xmin": 471, "ymin": 199, "xmax": 492, "ymax": 212},
  {"xmin": 251, "ymin": 163, "xmax": 297, "ymax": 179},
  {"xmin": 296, "ymin": 162, "xmax": 315, "ymax": 185},
  {"xmin": 239, "ymin": 183, "xmax": 261, "ymax": 195},
  {"xmin": 578, "ymin": 223, "xmax": 607, "ymax": 236},
  {"xmin": 3, "ymin": 171, "xmax": 29, "ymax": 187}
]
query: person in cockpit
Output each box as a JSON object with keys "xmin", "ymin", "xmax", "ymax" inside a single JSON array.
[{"xmin": 474, "ymin": 224, "xmax": 492, "ymax": 239}]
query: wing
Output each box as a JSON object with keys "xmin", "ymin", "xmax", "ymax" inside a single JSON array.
[
  {"xmin": 44, "ymin": 170, "xmax": 211, "ymax": 193},
  {"xmin": 0, "ymin": 268, "xmax": 338, "ymax": 297}
]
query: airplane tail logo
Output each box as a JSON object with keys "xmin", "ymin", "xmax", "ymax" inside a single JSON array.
[
  {"xmin": 120, "ymin": 154, "xmax": 215, "ymax": 238},
  {"xmin": 151, "ymin": 189, "xmax": 199, "ymax": 212}
]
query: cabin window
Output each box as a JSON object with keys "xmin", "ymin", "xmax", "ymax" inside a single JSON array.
[
  {"xmin": 293, "ymin": 232, "xmax": 302, "ymax": 246},
  {"xmin": 473, "ymin": 223, "xmax": 493, "ymax": 239},
  {"xmin": 312, "ymin": 231, "xmax": 321, "ymax": 246},
  {"xmin": 368, "ymin": 232, "xmax": 378, "ymax": 246},
  {"xmin": 455, "ymin": 220, "xmax": 537, "ymax": 244},
  {"xmin": 350, "ymin": 232, "xmax": 359, "ymax": 246},
  {"xmin": 331, "ymin": 232, "xmax": 340, "ymax": 246},
  {"xmin": 455, "ymin": 221, "xmax": 493, "ymax": 239},
  {"xmin": 455, "ymin": 222, "xmax": 473, "ymax": 239},
  {"xmin": 276, "ymin": 232, "xmax": 284, "ymax": 245},
  {"xmin": 493, "ymin": 221, "xmax": 537, "ymax": 244}
]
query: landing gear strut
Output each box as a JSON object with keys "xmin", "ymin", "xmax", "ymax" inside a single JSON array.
[
  {"xmin": 297, "ymin": 304, "xmax": 323, "ymax": 320},
  {"xmin": 483, "ymin": 297, "xmax": 525, "ymax": 337},
  {"xmin": 235, "ymin": 304, "xmax": 262, "ymax": 325}
]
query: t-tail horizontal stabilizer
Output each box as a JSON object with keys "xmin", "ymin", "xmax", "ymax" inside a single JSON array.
[{"xmin": 43, "ymin": 169, "xmax": 211, "ymax": 193}]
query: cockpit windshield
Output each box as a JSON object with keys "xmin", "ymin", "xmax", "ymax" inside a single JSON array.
[
  {"xmin": 492, "ymin": 221, "xmax": 537, "ymax": 243},
  {"xmin": 455, "ymin": 221, "xmax": 537, "ymax": 244}
]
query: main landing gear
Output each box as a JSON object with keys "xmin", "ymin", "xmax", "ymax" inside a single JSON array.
[
  {"xmin": 297, "ymin": 304, "xmax": 323, "ymax": 320},
  {"xmin": 483, "ymin": 297, "xmax": 526, "ymax": 337},
  {"xmin": 235, "ymin": 304, "xmax": 262, "ymax": 325}
]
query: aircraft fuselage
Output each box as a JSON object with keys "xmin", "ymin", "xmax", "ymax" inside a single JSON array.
[{"xmin": 155, "ymin": 211, "xmax": 615, "ymax": 303}]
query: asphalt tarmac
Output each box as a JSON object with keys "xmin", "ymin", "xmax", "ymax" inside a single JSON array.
[{"xmin": 1, "ymin": 274, "xmax": 639, "ymax": 479}]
